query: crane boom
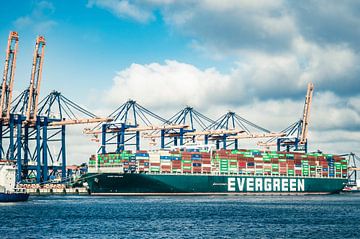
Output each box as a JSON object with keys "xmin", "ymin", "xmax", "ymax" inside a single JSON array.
[
  {"xmin": 83, "ymin": 124, "xmax": 188, "ymax": 134},
  {"xmin": 142, "ymin": 129, "xmax": 247, "ymax": 139},
  {"xmin": 26, "ymin": 36, "xmax": 46, "ymax": 122},
  {"xmin": 0, "ymin": 31, "xmax": 19, "ymax": 120},
  {"xmin": 300, "ymin": 82, "xmax": 314, "ymax": 144},
  {"xmin": 49, "ymin": 118, "xmax": 112, "ymax": 126},
  {"xmin": 227, "ymin": 132, "xmax": 286, "ymax": 140},
  {"xmin": 184, "ymin": 129, "xmax": 245, "ymax": 136}
]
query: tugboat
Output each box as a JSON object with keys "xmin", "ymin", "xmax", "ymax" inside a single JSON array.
[{"xmin": 0, "ymin": 162, "xmax": 29, "ymax": 202}]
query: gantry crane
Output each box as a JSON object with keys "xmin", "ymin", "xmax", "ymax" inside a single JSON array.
[
  {"xmin": 85, "ymin": 100, "xmax": 190, "ymax": 153},
  {"xmin": 199, "ymin": 111, "xmax": 284, "ymax": 149},
  {"xmin": 139, "ymin": 106, "xmax": 219, "ymax": 148},
  {"xmin": 142, "ymin": 109, "xmax": 286, "ymax": 150},
  {"xmin": 1, "ymin": 33, "xmax": 111, "ymax": 184}
]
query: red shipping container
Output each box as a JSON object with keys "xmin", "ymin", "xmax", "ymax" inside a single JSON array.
[
  {"xmin": 238, "ymin": 162, "xmax": 247, "ymax": 167},
  {"xmin": 136, "ymin": 150, "xmax": 148, "ymax": 153}
]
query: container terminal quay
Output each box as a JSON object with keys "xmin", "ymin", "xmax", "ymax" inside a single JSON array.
[{"xmin": 0, "ymin": 31, "xmax": 359, "ymax": 196}]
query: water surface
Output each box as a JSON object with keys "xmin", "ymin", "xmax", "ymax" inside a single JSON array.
[{"xmin": 0, "ymin": 194, "xmax": 360, "ymax": 238}]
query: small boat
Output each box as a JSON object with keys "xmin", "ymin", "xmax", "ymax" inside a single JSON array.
[
  {"xmin": 0, "ymin": 162, "xmax": 29, "ymax": 202},
  {"xmin": 342, "ymin": 181, "xmax": 360, "ymax": 193}
]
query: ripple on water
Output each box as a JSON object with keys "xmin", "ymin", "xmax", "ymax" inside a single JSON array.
[{"xmin": 0, "ymin": 194, "xmax": 359, "ymax": 238}]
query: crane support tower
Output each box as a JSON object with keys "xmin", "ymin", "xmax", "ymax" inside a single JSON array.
[
  {"xmin": 0, "ymin": 31, "xmax": 18, "ymax": 120},
  {"xmin": 300, "ymin": 82, "xmax": 314, "ymax": 144},
  {"xmin": 26, "ymin": 36, "xmax": 46, "ymax": 122}
]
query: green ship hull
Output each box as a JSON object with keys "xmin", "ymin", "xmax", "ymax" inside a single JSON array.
[{"xmin": 83, "ymin": 173, "xmax": 347, "ymax": 195}]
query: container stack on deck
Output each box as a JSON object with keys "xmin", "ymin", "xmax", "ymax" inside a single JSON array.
[
  {"xmin": 88, "ymin": 149, "xmax": 348, "ymax": 178},
  {"xmin": 137, "ymin": 151, "xmax": 150, "ymax": 173}
]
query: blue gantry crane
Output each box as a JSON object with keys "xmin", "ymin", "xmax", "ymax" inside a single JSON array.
[
  {"xmin": 156, "ymin": 106, "xmax": 216, "ymax": 148},
  {"xmin": 0, "ymin": 32, "xmax": 109, "ymax": 184},
  {"xmin": 85, "ymin": 100, "xmax": 188, "ymax": 153},
  {"xmin": 197, "ymin": 111, "xmax": 285, "ymax": 149}
]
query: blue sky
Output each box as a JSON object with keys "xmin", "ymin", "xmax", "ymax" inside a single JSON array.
[
  {"xmin": 0, "ymin": 0, "xmax": 230, "ymax": 102},
  {"xmin": 1, "ymin": 0, "xmax": 359, "ymax": 163}
]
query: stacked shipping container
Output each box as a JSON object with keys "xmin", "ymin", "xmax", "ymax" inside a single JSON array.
[{"xmin": 88, "ymin": 149, "xmax": 348, "ymax": 178}]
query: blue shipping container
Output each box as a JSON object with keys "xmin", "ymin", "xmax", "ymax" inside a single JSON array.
[
  {"xmin": 160, "ymin": 156, "xmax": 172, "ymax": 160},
  {"xmin": 136, "ymin": 153, "xmax": 149, "ymax": 157},
  {"xmin": 191, "ymin": 154, "xmax": 201, "ymax": 159}
]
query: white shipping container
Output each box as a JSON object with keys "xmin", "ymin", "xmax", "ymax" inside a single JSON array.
[{"xmin": 136, "ymin": 156, "xmax": 150, "ymax": 160}]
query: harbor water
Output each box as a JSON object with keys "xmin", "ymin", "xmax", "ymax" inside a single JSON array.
[{"xmin": 0, "ymin": 194, "xmax": 360, "ymax": 238}]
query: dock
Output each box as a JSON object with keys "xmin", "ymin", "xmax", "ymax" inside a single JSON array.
[{"xmin": 24, "ymin": 187, "xmax": 88, "ymax": 196}]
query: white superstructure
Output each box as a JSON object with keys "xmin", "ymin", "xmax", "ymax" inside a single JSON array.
[{"xmin": 0, "ymin": 163, "xmax": 16, "ymax": 193}]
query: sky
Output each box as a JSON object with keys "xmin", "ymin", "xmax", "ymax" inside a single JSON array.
[{"xmin": 0, "ymin": 0, "xmax": 359, "ymax": 164}]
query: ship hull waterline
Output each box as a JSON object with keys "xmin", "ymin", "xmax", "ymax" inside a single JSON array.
[
  {"xmin": 0, "ymin": 193, "xmax": 29, "ymax": 202},
  {"xmin": 83, "ymin": 173, "xmax": 347, "ymax": 196}
]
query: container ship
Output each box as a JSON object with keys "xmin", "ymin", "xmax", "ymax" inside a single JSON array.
[{"xmin": 83, "ymin": 145, "xmax": 348, "ymax": 195}]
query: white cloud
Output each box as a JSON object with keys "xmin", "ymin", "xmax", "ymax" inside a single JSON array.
[
  {"xmin": 105, "ymin": 60, "xmax": 231, "ymax": 110},
  {"xmin": 75, "ymin": 0, "xmax": 360, "ymax": 163},
  {"xmin": 13, "ymin": 1, "xmax": 57, "ymax": 33},
  {"xmin": 87, "ymin": 0, "xmax": 360, "ymax": 95},
  {"xmin": 89, "ymin": 60, "xmax": 359, "ymax": 160},
  {"xmin": 87, "ymin": 0, "xmax": 155, "ymax": 23},
  {"xmin": 311, "ymin": 92, "xmax": 360, "ymax": 131},
  {"xmin": 63, "ymin": 58, "xmax": 360, "ymax": 164}
]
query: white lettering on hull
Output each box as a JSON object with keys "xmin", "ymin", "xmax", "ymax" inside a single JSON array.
[
  {"xmin": 255, "ymin": 178, "xmax": 262, "ymax": 191},
  {"xmin": 228, "ymin": 177, "xmax": 236, "ymax": 191},
  {"xmin": 298, "ymin": 179, "xmax": 305, "ymax": 191},
  {"xmin": 290, "ymin": 179, "xmax": 296, "ymax": 192},
  {"xmin": 237, "ymin": 178, "xmax": 245, "ymax": 191},
  {"xmin": 264, "ymin": 178, "xmax": 271, "ymax": 191},
  {"xmin": 227, "ymin": 177, "xmax": 305, "ymax": 192},
  {"xmin": 247, "ymin": 178, "xmax": 254, "ymax": 191},
  {"xmin": 273, "ymin": 179, "xmax": 280, "ymax": 191}
]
